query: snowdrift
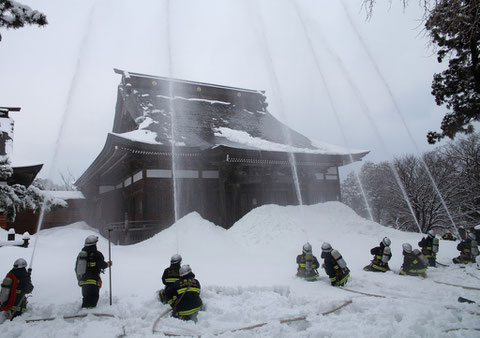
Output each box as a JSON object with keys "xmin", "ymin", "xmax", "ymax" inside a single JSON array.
[{"xmin": 0, "ymin": 202, "xmax": 478, "ymax": 337}]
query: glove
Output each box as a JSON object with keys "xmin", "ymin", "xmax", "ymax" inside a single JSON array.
[
  {"xmin": 107, "ymin": 261, "xmax": 113, "ymax": 267},
  {"xmin": 27, "ymin": 268, "xmax": 32, "ymax": 275}
]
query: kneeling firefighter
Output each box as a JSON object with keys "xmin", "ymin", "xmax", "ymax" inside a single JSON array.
[
  {"xmin": 0, "ymin": 258, "xmax": 34, "ymax": 321},
  {"xmin": 418, "ymin": 230, "xmax": 439, "ymax": 267},
  {"xmin": 321, "ymin": 242, "xmax": 350, "ymax": 286},
  {"xmin": 399, "ymin": 243, "xmax": 428, "ymax": 277},
  {"xmin": 364, "ymin": 237, "xmax": 392, "ymax": 272},
  {"xmin": 159, "ymin": 254, "xmax": 182, "ymax": 304},
  {"xmin": 453, "ymin": 232, "xmax": 479, "ymax": 264},
  {"xmin": 165, "ymin": 265, "xmax": 203, "ymax": 322},
  {"xmin": 296, "ymin": 242, "xmax": 320, "ymax": 281}
]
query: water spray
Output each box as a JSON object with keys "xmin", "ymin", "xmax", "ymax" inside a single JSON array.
[
  {"xmin": 340, "ymin": 0, "xmax": 460, "ymax": 236},
  {"xmin": 28, "ymin": 4, "xmax": 97, "ymax": 270}
]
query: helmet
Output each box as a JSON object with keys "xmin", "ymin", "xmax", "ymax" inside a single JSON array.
[
  {"xmin": 179, "ymin": 264, "xmax": 192, "ymax": 277},
  {"xmin": 321, "ymin": 242, "xmax": 332, "ymax": 252},
  {"xmin": 171, "ymin": 254, "xmax": 182, "ymax": 264},
  {"xmin": 382, "ymin": 237, "xmax": 391, "ymax": 247},
  {"xmin": 85, "ymin": 235, "xmax": 98, "ymax": 246},
  {"xmin": 427, "ymin": 230, "xmax": 435, "ymax": 237},
  {"xmin": 402, "ymin": 243, "xmax": 412, "ymax": 253},
  {"xmin": 302, "ymin": 242, "xmax": 312, "ymax": 254},
  {"xmin": 467, "ymin": 232, "xmax": 476, "ymax": 240},
  {"xmin": 474, "ymin": 224, "xmax": 480, "ymax": 231},
  {"xmin": 13, "ymin": 258, "xmax": 27, "ymax": 269}
]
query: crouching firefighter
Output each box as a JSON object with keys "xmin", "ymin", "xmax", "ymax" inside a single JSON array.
[
  {"xmin": 399, "ymin": 243, "xmax": 427, "ymax": 277},
  {"xmin": 296, "ymin": 242, "xmax": 320, "ymax": 281},
  {"xmin": 453, "ymin": 232, "xmax": 479, "ymax": 264},
  {"xmin": 321, "ymin": 242, "xmax": 350, "ymax": 286},
  {"xmin": 418, "ymin": 230, "xmax": 439, "ymax": 267},
  {"xmin": 0, "ymin": 258, "xmax": 34, "ymax": 321},
  {"xmin": 165, "ymin": 265, "xmax": 203, "ymax": 322},
  {"xmin": 159, "ymin": 254, "xmax": 182, "ymax": 304},
  {"xmin": 364, "ymin": 237, "xmax": 392, "ymax": 272},
  {"xmin": 75, "ymin": 235, "xmax": 112, "ymax": 308}
]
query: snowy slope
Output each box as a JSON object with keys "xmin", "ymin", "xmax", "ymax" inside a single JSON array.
[{"xmin": 0, "ymin": 202, "xmax": 479, "ymax": 337}]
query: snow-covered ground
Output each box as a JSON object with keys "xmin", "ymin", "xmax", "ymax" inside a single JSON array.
[{"xmin": 0, "ymin": 202, "xmax": 478, "ymax": 337}]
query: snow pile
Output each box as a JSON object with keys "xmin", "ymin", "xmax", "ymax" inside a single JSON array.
[{"xmin": 0, "ymin": 202, "xmax": 478, "ymax": 337}]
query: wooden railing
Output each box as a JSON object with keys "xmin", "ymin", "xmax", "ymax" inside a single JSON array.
[{"xmin": 101, "ymin": 220, "xmax": 171, "ymax": 245}]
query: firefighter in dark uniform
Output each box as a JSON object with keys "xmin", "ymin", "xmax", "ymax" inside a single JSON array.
[
  {"xmin": 321, "ymin": 242, "xmax": 350, "ymax": 286},
  {"xmin": 474, "ymin": 225, "xmax": 480, "ymax": 243},
  {"xmin": 364, "ymin": 237, "xmax": 392, "ymax": 272},
  {"xmin": 453, "ymin": 232, "xmax": 478, "ymax": 264},
  {"xmin": 0, "ymin": 258, "xmax": 34, "ymax": 321},
  {"xmin": 418, "ymin": 230, "xmax": 438, "ymax": 267},
  {"xmin": 77, "ymin": 235, "xmax": 111, "ymax": 308},
  {"xmin": 166, "ymin": 265, "xmax": 202, "ymax": 322},
  {"xmin": 296, "ymin": 242, "xmax": 320, "ymax": 281},
  {"xmin": 159, "ymin": 254, "xmax": 182, "ymax": 304},
  {"xmin": 399, "ymin": 243, "xmax": 427, "ymax": 277}
]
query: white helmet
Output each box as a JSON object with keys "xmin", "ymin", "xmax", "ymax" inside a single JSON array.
[
  {"xmin": 467, "ymin": 232, "xmax": 476, "ymax": 240},
  {"xmin": 13, "ymin": 258, "xmax": 27, "ymax": 269},
  {"xmin": 427, "ymin": 230, "xmax": 435, "ymax": 237},
  {"xmin": 85, "ymin": 235, "xmax": 98, "ymax": 246},
  {"xmin": 382, "ymin": 237, "xmax": 391, "ymax": 246},
  {"xmin": 402, "ymin": 243, "xmax": 412, "ymax": 253},
  {"xmin": 474, "ymin": 224, "xmax": 480, "ymax": 231},
  {"xmin": 171, "ymin": 254, "xmax": 182, "ymax": 264},
  {"xmin": 321, "ymin": 242, "xmax": 332, "ymax": 252},
  {"xmin": 302, "ymin": 242, "xmax": 312, "ymax": 254},
  {"xmin": 179, "ymin": 264, "xmax": 192, "ymax": 277}
]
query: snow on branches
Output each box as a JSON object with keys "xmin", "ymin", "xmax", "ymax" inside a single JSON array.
[{"xmin": 0, "ymin": 0, "xmax": 47, "ymax": 41}]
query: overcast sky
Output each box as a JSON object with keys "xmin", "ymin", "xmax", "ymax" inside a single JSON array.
[{"xmin": 0, "ymin": 0, "xmax": 447, "ymax": 183}]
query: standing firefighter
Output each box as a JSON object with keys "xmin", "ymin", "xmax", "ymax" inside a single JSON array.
[
  {"xmin": 166, "ymin": 265, "xmax": 202, "ymax": 322},
  {"xmin": 0, "ymin": 258, "xmax": 34, "ymax": 322},
  {"xmin": 364, "ymin": 237, "xmax": 392, "ymax": 272},
  {"xmin": 296, "ymin": 242, "xmax": 320, "ymax": 281},
  {"xmin": 399, "ymin": 243, "xmax": 427, "ymax": 277},
  {"xmin": 75, "ymin": 235, "xmax": 112, "ymax": 308},
  {"xmin": 159, "ymin": 254, "xmax": 182, "ymax": 304},
  {"xmin": 321, "ymin": 242, "xmax": 350, "ymax": 286},
  {"xmin": 418, "ymin": 230, "xmax": 439, "ymax": 267},
  {"xmin": 453, "ymin": 232, "xmax": 479, "ymax": 264}
]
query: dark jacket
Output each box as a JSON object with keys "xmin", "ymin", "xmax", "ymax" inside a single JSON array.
[
  {"xmin": 162, "ymin": 263, "xmax": 181, "ymax": 287},
  {"xmin": 456, "ymin": 239, "xmax": 475, "ymax": 262},
  {"xmin": 418, "ymin": 236, "xmax": 436, "ymax": 258},
  {"xmin": 321, "ymin": 251, "xmax": 350, "ymax": 286},
  {"xmin": 367, "ymin": 243, "xmax": 391, "ymax": 271},
  {"xmin": 166, "ymin": 272, "xmax": 202, "ymax": 318},
  {"xmin": 400, "ymin": 252, "xmax": 427, "ymax": 276},
  {"xmin": 9, "ymin": 267, "xmax": 34, "ymax": 312},
  {"xmin": 296, "ymin": 253, "xmax": 320, "ymax": 280},
  {"xmin": 78, "ymin": 245, "xmax": 108, "ymax": 286}
]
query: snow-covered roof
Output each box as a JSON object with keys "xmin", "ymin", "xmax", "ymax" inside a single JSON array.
[
  {"xmin": 44, "ymin": 190, "xmax": 85, "ymax": 200},
  {"xmin": 113, "ymin": 69, "xmax": 368, "ymax": 157}
]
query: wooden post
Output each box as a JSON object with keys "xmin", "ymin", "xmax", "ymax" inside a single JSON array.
[{"xmin": 108, "ymin": 228, "xmax": 112, "ymax": 306}]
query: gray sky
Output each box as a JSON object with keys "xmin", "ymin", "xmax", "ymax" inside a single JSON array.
[{"xmin": 0, "ymin": 0, "xmax": 447, "ymax": 183}]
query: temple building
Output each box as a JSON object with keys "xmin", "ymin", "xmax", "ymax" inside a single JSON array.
[{"xmin": 76, "ymin": 69, "xmax": 368, "ymax": 243}]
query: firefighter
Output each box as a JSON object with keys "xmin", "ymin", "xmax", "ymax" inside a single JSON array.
[
  {"xmin": 0, "ymin": 258, "xmax": 34, "ymax": 321},
  {"xmin": 159, "ymin": 254, "xmax": 182, "ymax": 304},
  {"xmin": 76, "ymin": 235, "xmax": 111, "ymax": 308},
  {"xmin": 453, "ymin": 232, "xmax": 479, "ymax": 264},
  {"xmin": 165, "ymin": 265, "xmax": 203, "ymax": 322},
  {"xmin": 364, "ymin": 237, "xmax": 392, "ymax": 272},
  {"xmin": 399, "ymin": 243, "xmax": 427, "ymax": 277},
  {"xmin": 296, "ymin": 242, "xmax": 320, "ymax": 281},
  {"xmin": 441, "ymin": 231, "xmax": 456, "ymax": 241},
  {"xmin": 474, "ymin": 225, "xmax": 480, "ymax": 243},
  {"xmin": 418, "ymin": 230, "xmax": 439, "ymax": 267},
  {"xmin": 321, "ymin": 242, "xmax": 350, "ymax": 286}
]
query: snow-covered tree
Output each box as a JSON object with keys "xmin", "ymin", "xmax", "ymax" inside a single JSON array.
[
  {"xmin": 0, "ymin": 0, "xmax": 47, "ymax": 41},
  {"xmin": 0, "ymin": 157, "xmax": 64, "ymax": 222}
]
